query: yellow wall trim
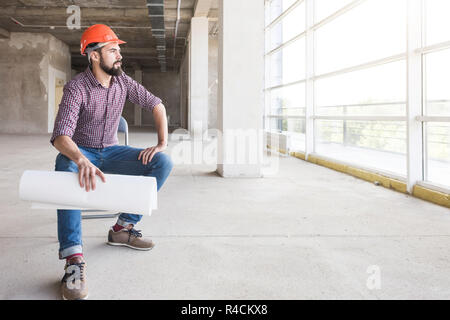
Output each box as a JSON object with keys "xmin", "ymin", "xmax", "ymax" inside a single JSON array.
[
  {"xmin": 266, "ymin": 145, "xmax": 289, "ymax": 155},
  {"xmin": 290, "ymin": 151, "xmax": 306, "ymax": 160},
  {"xmin": 413, "ymin": 185, "xmax": 450, "ymax": 208}
]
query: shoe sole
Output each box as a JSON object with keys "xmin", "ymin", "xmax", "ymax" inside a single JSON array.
[
  {"xmin": 107, "ymin": 242, "xmax": 154, "ymax": 251},
  {"xmin": 62, "ymin": 294, "xmax": 89, "ymax": 300}
]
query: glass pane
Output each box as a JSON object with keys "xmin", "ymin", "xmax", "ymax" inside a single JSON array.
[
  {"xmin": 266, "ymin": 0, "xmax": 298, "ymax": 27},
  {"xmin": 424, "ymin": 49, "xmax": 450, "ymax": 116},
  {"xmin": 269, "ymin": 118, "xmax": 306, "ymax": 133},
  {"xmin": 314, "ymin": 0, "xmax": 354, "ymax": 23},
  {"xmin": 269, "ymin": 83, "xmax": 306, "ymax": 112},
  {"xmin": 315, "ymin": 61, "xmax": 406, "ymax": 115},
  {"xmin": 269, "ymin": 117, "xmax": 284, "ymax": 132},
  {"xmin": 315, "ymin": 120, "xmax": 407, "ymax": 175},
  {"xmin": 267, "ymin": 118, "xmax": 306, "ymax": 152},
  {"xmin": 288, "ymin": 119, "xmax": 306, "ymax": 152},
  {"xmin": 268, "ymin": 1, "xmax": 306, "ymax": 52},
  {"xmin": 425, "ymin": 122, "xmax": 450, "ymax": 188},
  {"xmin": 424, "ymin": 0, "xmax": 450, "ymax": 46},
  {"xmin": 269, "ymin": 107, "xmax": 306, "ymax": 117},
  {"xmin": 315, "ymin": 0, "xmax": 406, "ymax": 75},
  {"xmin": 269, "ymin": 38, "xmax": 306, "ymax": 86}
]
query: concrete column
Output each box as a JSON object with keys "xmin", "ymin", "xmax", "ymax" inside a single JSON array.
[
  {"xmin": 189, "ymin": 16, "xmax": 209, "ymax": 139},
  {"xmin": 180, "ymin": 47, "xmax": 189, "ymax": 130},
  {"xmin": 134, "ymin": 69, "xmax": 142, "ymax": 126},
  {"xmin": 216, "ymin": 0, "xmax": 264, "ymax": 177}
]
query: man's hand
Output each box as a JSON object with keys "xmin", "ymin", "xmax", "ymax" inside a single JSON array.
[
  {"xmin": 138, "ymin": 144, "xmax": 167, "ymax": 165},
  {"xmin": 75, "ymin": 156, "xmax": 106, "ymax": 192}
]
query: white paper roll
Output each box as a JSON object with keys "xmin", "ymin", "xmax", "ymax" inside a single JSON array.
[
  {"xmin": 19, "ymin": 170, "xmax": 157, "ymax": 216},
  {"xmin": 31, "ymin": 202, "xmax": 92, "ymax": 210}
]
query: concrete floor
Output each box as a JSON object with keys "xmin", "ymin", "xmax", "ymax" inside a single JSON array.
[{"xmin": 0, "ymin": 129, "xmax": 449, "ymax": 300}]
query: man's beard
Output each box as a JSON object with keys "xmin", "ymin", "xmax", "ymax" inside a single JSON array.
[{"xmin": 100, "ymin": 56, "xmax": 123, "ymax": 76}]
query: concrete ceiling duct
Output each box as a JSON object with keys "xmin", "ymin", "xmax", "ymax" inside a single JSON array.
[
  {"xmin": 172, "ymin": 0, "xmax": 181, "ymax": 58},
  {"xmin": 147, "ymin": 0, "xmax": 166, "ymax": 72}
]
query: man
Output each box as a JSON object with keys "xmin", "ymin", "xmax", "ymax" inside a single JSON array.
[{"xmin": 51, "ymin": 24, "xmax": 173, "ymax": 300}]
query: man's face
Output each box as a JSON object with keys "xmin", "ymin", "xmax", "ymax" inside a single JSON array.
[{"xmin": 96, "ymin": 42, "xmax": 123, "ymax": 76}]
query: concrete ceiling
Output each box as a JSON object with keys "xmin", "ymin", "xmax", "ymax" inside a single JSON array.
[{"xmin": 0, "ymin": 0, "xmax": 218, "ymax": 72}]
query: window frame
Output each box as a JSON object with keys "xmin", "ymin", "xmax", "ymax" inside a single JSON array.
[{"xmin": 264, "ymin": 0, "xmax": 450, "ymax": 192}]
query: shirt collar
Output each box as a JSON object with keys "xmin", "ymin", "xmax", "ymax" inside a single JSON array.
[{"xmin": 85, "ymin": 66, "xmax": 116, "ymax": 88}]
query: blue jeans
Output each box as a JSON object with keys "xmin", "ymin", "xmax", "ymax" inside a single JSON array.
[{"xmin": 54, "ymin": 145, "xmax": 173, "ymax": 259}]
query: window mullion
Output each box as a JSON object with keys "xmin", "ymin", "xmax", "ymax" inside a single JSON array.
[
  {"xmin": 406, "ymin": 0, "xmax": 425, "ymax": 193},
  {"xmin": 305, "ymin": 0, "xmax": 315, "ymax": 158}
]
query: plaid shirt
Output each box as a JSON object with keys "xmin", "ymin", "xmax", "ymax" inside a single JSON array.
[{"xmin": 50, "ymin": 66, "xmax": 161, "ymax": 148}]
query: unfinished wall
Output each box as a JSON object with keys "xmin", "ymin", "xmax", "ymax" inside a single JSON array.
[
  {"xmin": 141, "ymin": 70, "xmax": 180, "ymax": 128},
  {"xmin": 0, "ymin": 32, "xmax": 71, "ymax": 134}
]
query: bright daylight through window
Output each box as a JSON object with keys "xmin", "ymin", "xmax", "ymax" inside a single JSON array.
[{"xmin": 264, "ymin": 0, "xmax": 450, "ymax": 189}]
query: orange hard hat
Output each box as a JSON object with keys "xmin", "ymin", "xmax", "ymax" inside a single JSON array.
[{"xmin": 80, "ymin": 24, "xmax": 126, "ymax": 55}]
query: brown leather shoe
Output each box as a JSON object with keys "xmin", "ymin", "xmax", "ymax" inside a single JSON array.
[
  {"xmin": 61, "ymin": 258, "xmax": 88, "ymax": 300},
  {"xmin": 107, "ymin": 227, "xmax": 155, "ymax": 251}
]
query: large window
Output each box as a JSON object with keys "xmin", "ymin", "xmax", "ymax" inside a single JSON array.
[
  {"xmin": 424, "ymin": 0, "xmax": 450, "ymax": 46},
  {"xmin": 267, "ymin": 1, "xmax": 306, "ymax": 52},
  {"xmin": 265, "ymin": 0, "xmax": 450, "ymax": 190},
  {"xmin": 268, "ymin": 38, "xmax": 305, "ymax": 87},
  {"xmin": 315, "ymin": 61, "xmax": 406, "ymax": 116},
  {"xmin": 265, "ymin": 0, "xmax": 298, "ymax": 27},
  {"xmin": 315, "ymin": 60, "xmax": 407, "ymax": 174},
  {"xmin": 265, "ymin": 0, "xmax": 307, "ymax": 151},
  {"xmin": 423, "ymin": 3, "xmax": 450, "ymax": 187},
  {"xmin": 314, "ymin": 0, "xmax": 353, "ymax": 23},
  {"xmin": 315, "ymin": 0, "xmax": 406, "ymax": 75}
]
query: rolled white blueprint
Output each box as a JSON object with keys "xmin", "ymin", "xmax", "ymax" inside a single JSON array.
[
  {"xmin": 19, "ymin": 170, "xmax": 157, "ymax": 216},
  {"xmin": 31, "ymin": 203, "xmax": 92, "ymax": 210}
]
